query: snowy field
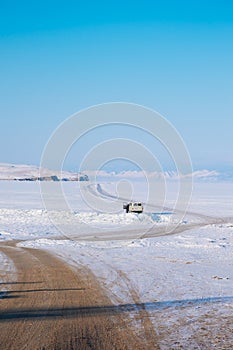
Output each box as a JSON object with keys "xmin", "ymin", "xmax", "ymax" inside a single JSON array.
[{"xmin": 1, "ymin": 180, "xmax": 233, "ymax": 348}]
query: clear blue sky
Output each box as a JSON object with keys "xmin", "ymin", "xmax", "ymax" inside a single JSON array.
[{"xmin": 0, "ymin": 1, "xmax": 233, "ymax": 171}]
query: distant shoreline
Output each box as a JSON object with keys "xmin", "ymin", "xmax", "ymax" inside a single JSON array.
[{"xmin": 0, "ymin": 177, "xmax": 89, "ymax": 182}]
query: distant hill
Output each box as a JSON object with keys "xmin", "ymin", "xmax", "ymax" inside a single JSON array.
[{"xmin": 0, "ymin": 163, "xmax": 89, "ymax": 181}]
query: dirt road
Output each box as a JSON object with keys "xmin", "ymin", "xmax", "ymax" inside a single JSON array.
[{"xmin": 0, "ymin": 242, "xmax": 160, "ymax": 350}]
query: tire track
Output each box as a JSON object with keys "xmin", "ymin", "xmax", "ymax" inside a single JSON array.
[{"xmin": 0, "ymin": 241, "xmax": 160, "ymax": 350}]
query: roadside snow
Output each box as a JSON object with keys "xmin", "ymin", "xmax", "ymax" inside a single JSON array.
[
  {"xmin": 0, "ymin": 209, "xmax": 58, "ymax": 240},
  {"xmin": 18, "ymin": 223, "xmax": 233, "ymax": 303},
  {"xmin": 0, "ymin": 252, "xmax": 17, "ymax": 297},
  {"xmin": 0, "ymin": 209, "xmax": 177, "ymax": 241}
]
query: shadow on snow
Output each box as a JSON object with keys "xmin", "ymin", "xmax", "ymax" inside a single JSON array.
[{"xmin": 0, "ymin": 295, "xmax": 233, "ymax": 322}]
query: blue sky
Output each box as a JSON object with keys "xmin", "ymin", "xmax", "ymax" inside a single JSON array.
[{"xmin": 0, "ymin": 1, "xmax": 233, "ymax": 171}]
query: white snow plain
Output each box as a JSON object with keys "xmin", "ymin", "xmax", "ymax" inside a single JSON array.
[{"xmin": 1, "ymin": 180, "xmax": 233, "ymax": 349}]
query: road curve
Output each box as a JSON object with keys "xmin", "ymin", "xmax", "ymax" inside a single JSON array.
[
  {"xmin": 0, "ymin": 241, "xmax": 160, "ymax": 350},
  {"xmin": 71, "ymin": 183, "xmax": 230, "ymax": 242}
]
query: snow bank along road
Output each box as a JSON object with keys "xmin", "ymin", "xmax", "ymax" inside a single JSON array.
[
  {"xmin": 81, "ymin": 183, "xmax": 231, "ymax": 240},
  {"xmin": 0, "ymin": 241, "xmax": 159, "ymax": 350}
]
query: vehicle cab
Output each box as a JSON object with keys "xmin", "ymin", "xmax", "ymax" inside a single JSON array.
[{"xmin": 123, "ymin": 202, "xmax": 143, "ymax": 213}]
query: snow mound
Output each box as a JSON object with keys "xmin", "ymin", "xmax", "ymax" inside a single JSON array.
[
  {"xmin": 0, "ymin": 230, "xmax": 13, "ymax": 241},
  {"xmin": 0, "ymin": 208, "xmax": 175, "ymax": 241},
  {"xmin": 73, "ymin": 212, "xmax": 174, "ymax": 225},
  {"xmin": 18, "ymin": 237, "xmax": 148, "ymax": 250}
]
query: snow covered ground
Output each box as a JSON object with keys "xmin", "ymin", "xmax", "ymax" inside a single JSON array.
[{"xmin": 1, "ymin": 180, "xmax": 233, "ymax": 348}]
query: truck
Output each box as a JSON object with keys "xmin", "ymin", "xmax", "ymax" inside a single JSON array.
[{"xmin": 123, "ymin": 202, "xmax": 143, "ymax": 214}]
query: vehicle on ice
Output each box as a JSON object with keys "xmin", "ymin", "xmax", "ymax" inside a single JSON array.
[{"xmin": 123, "ymin": 202, "xmax": 143, "ymax": 213}]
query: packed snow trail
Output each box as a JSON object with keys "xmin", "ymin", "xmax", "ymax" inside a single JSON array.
[
  {"xmin": 0, "ymin": 241, "xmax": 160, "ymax": 350},
  {"xmin": 87, "ymin": 183, "xmax": 232, "ymax": 236},
  {"xmin": 94, "ymin": 183, "xmax": 222, "ymax": 222}
]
